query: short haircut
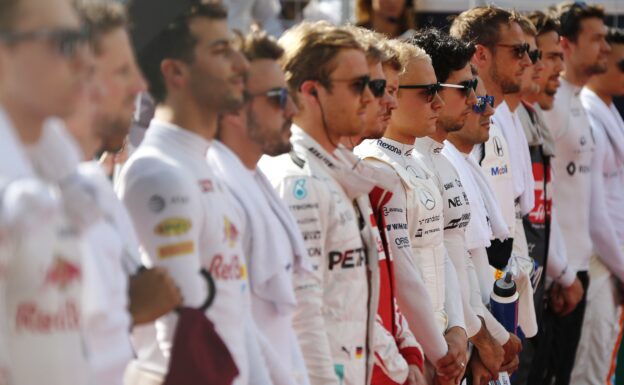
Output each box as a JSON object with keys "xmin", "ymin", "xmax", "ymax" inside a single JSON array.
[
  {"xmin": 355, "ymin": 0, "xmax": 415, "ymax": 34},
  {"xmin": 408, "ymin": 28, "xmax": 476, "ymax": 83},
  {"xmin": 74, "ymin": 0, "xmax": 127, "ymax": 55},
  {"xmin": 137, "ymin": 3, "xmax": 227, "ymax": 103},
  {"xmin": 379, "ymin": 39, "xmax": 403, "ymax": 72},
  {"xmin": 239, "ymin": 28, "xmax": 283, "ymax": 62},
  {"xmin": 527, "ymin": 10, "xmax": 560, "ymax": 37},
  {"xmin": 450, "ymin": 6, "xmax": 522, "ymax": 49},
  {"xmin": 392, "ymin": 39, "xmax": 431, "ymax": 72},
  {"xmin": 517, "ymin": 15, "xmax": 537, "ymax": 36},
  {"xmin": 555, "ymin": 1, "xmax": 605, "ymax": 41},
  {"xmin": 343, "ymin": 25, "xmax": 383, "ymax": 64},
  {"xmin": 607, "ymin": 27, "xmax": 624, "ymax": 45},
  {"xmin": 279, "ymin": 21, "xmax": 363, "ymax": 103}
]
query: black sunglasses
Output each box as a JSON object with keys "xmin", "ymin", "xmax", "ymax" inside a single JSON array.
[
  {"xmin": 0, "ymin": 26, "xmax": 90, "ymax": 57},
  {"xmin": 529, "ymin": 49, "xmax": 542, "ymax": 64},
  {"xmin": 473, "ymin": 95, "xmax": 495, "ymax": 114},
  {"xmin": 496, "ymin": 42, "xmax": 530, "ymax": 59},
  {"xmin": 329, "ymin": 75, "xmax": 371, "ymax": 95},
  {"xmin": 246, "ymin": 87, "xmax": 289, "ymax": 110},
  {"xmin": 398, "ymin": 82, "xmax": 442, "ymax": 103},
  {"xmin": 368, "ymin": 79, "xmax": 387, "ymax": 98},
  {"xmin": 441, "ymin": 78, "xmax": 478, "ymax": 98}
]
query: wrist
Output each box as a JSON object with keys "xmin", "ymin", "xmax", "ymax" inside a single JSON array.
[{"xmin": 469, "ymin": 320, "xmax": 489, "ymax": 346}]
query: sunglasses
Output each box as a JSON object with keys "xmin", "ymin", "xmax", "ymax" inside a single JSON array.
[
  {"xmin": 441, "ymin": 78, "xmax": 478, "ymax": 98},
  {"xmin": 246, "ymin": 87, "xmax": 290, "ymax": 110},
  {"xmin": 496, "ymin": 42, "xmax": 530, "ymax": 59},
  {"xmin": 368, "ymin": 79, "xmax": 387, "ymax": 98},
  {"xmin": 330, "ymin": 75, "xmax": 371, "ymax": 96},
  {"xmin": 528, "ymin": 49, "xmax": 542, "ymax": 64},
  {"xmin": 473, "ymin": 95, "xmax": 495, "ymax": 114},
  {"xmin": 0, "ymin": 26, "xmax": 90, "ymax": 57},
  {"xmin": 398, "ymin": 82, "xmax": 442, "ymax": 103}
]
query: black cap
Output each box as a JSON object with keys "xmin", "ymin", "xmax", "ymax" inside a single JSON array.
[
  {"xmin": 127, "ymin": 0, "xmax": 199, "ymax": 54},
  {"xmin": 493, "ymin": 272, "xmax": 517, "ymax": 298}
]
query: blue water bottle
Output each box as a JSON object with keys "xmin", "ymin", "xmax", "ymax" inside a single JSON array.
[
  {"xmin": 487, "ymin": 272, "xmax": 519, "ymax": 385},
  {"xmin": 490, "ymin": 272, "xmax": 519, "ymax": 333}
]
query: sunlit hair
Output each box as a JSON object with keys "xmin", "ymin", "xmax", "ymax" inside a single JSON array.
[
  {"xmin": 279, "ymin": 21, "xmax": 363, "ymax": 105},
  {"xmin": 343, "ymin": 25, "xmax": 383, "ymax": 63},
  {"xmin": 450, "ymin": 6, "xmax": 523, "ymax": 49}
]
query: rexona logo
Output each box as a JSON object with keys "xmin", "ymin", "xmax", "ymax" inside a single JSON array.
[
  {"xmin": 328, "ymin": 248, "xmax": 365, "ymax": 270},
  {"xmin": 154, "ymin": 217, "xmax": 192, "ymax": 236},
  {"xmin": 490, "ymin": 165, "xmax": 508, "ymax": 176},
  {"xmin": 377, "ymin": 140, "xmax": 402, "ymax": 155}
]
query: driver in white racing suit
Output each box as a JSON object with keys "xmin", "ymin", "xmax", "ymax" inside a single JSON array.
[{"xmin": 260, "ymin": 22, "xmax": 379, "ymax": 385}]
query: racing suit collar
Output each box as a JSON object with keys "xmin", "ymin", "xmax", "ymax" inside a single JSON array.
[
  {"xmin": 148, "ymin": 119, "xmax": 211, "ymax": 156},
  {"xmin": 290, "ymin": 124, "xmax": 380, "ymax": 199},
  {"xmin": 415, "ymin": 136, "xmax": 444, "ymax": 156},
  {"xmin": 560, "ymin": 76, "xmax": 582, "ymax": 96}
]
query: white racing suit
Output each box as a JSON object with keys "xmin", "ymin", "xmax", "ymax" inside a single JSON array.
[
  {"xmin": 569, "ymin": 88, "xmax": 624, "ymax": 385},
  {"xmin": 208, "ymin": 140, "xmax": 310, "ymax": 385},
  {"xmin": 355, "ymin": 137, "xmax": 462, "ymax": 365},
  {"xmin": 117, "ymin": 120, "xmax": 270, "ymax": 385},
  {"xmin": 415, "ymin": 136, "xmax": 485, "ymax": 339},
  {"xmin": 78, "ymin": 161, "xmax": 136, "ymax": 385},
  {"xmin": 260, "ymin": 125, "xmax": 379, "ymax": 385},
  {"xmin": 0, "ymin": 113, "xmax": 96, "ymax": 385},
  {"xmin": 368, "ymin": 183, "xmax": 425, "ymax": 385},
  {"xmin": 541, "ymin": 77, "xmax": 595, "ymax": 385}
]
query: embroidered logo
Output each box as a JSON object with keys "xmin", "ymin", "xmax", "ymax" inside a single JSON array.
[
  {"xmin": 223, "ymin": 216, "xmax": 239, "ymax": 248},
  {"xmin": 44, "ymin": 257, "xmax": 81, "ymax": 290},
  {"xmin": 293, "ymin": 178, "xmax": 307, "ymax": 200}
]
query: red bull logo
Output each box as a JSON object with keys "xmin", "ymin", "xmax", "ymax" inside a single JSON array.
[
  {"xmin": 44, "ymin": 257, "xmax": 80, "ymax": 290},
  {"xmin": 223, "ymin": 217, "xmax": 239, "ymax": 248}
]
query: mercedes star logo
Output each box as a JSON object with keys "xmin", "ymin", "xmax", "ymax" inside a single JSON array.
[{"xmin": 419, "ymin": 189, "xmax": 436, "ymax": 210}]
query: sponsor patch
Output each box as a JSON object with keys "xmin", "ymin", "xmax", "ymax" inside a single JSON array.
[
  {"xmin": 199, "ymin": 179, "xmax": 214, "ymax": 193},
  {"xmin": 293, "ymin": 178, "xmax": 307, "ymax": 200},
  {"xmin": 154, "ymin": 217, "xmax": 192, "ymax": 236},
  {"xmin": 148, "ymin": 195, "xmax": 166, "ymax": 213},
  {"xmin": 208, "ymin": 254, "xmax": 247, "ymax": 280},
  {"xmin": 303, "ymin": 230, "xmax": 321, "ymax": 241},
  {"xmin": 328, "ymin": 248, "xmax": 365, "ymax": 270},
  {"xmin": 223, "ymin": 216, "xmax": 239, "ymax": 248},
  {"xmin": 376, "ymin": 139, "xmax": 402, "ymax": 155},
  {"xmin": 418, "ymin": 189, "xmax": 436, "ymax": 210},
  {"xmin": 45, "ymin": 257, "xmax": 81, "ymax": 290},
  {"xmin": 158, "ymin": 241, "xmax": 194, "ymax": 259},
  {"xmin": 16, "ymin": 300, "xmax": 80, "ymax": 332},
  {"xmin": 491, "ymin": 165, "xmax": 509, "ymax": 176},
  {"xmin": 493, "ymin": 136, "xmax": 504, "ymax": 157},
  {"xmin": 355, "ymin": 346, "xmax": 364, "ymax": 359}
]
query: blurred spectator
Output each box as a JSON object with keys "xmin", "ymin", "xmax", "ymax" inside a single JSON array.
[{"xmin": 356, "ymin": 0, "xmax": 416, "ymax": 38}]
